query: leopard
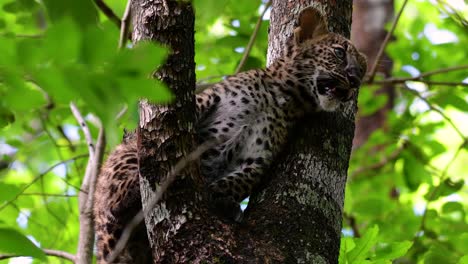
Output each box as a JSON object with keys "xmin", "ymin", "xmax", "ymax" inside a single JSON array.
[{"xmin": 94, "ymin": 6, "xmax": 366, "ymax": 263}]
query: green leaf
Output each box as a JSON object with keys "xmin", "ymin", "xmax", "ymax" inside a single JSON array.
[
  {"xmin": 373, "ymin": 241, "xmax": 413, "ymax": 261},
  {"xmin": 402, "ymin": 153, "xmax": 431, "ymax": 191},
  {"xmin": 42, "ymin": 0, "xmax": 98, "ymax": 28},
  {"xmin": 434, "ymin": 92, "xmax": 468, "ymax": 112},
  {"xmin": 0, "ymin": 183, "xmax": 20, "ymax": 204},
  {"xmin": 353, "ymin": 197, "xmax": 389, "ymax": 217},
  {"xmin": 347, "ymin": 225, "xmax": 379, "ymax": 263},
  {"xmin": 339, "ymin": 237, "xmax": 356, "ymax": 264},
  {"xmin": 424, "ymin": 178, "xmax": 464, "ymax": 201},
  {"xmin": 424, "ymin": 244, "xmax": 458, "ymax": 264},
  {"xmin": 0, "ymin": 227, "xmax": 46, "ymax": 260},
  {"xmin": 43, "ymin": 18, "xmax": 81, "ymax": 63},
  {"xmin": 0, "ymin": 105, "xmax": 15, "ymax": 128},
  {"xmin": 459, "ymin": 255, "xmax": 468, "ymax": 264}
]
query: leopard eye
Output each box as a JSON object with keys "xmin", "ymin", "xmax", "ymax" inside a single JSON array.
[{"xmin": 333, "ymin": 47, "xmax": 346, "ymax": 60}]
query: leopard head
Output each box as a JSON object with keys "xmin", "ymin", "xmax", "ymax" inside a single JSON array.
[{"xmin": 293, "ymin": 7, "xmax": 367, "ymax": 111}]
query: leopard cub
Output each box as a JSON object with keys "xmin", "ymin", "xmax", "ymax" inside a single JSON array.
[
  {"xmin": 196, "ymin": 7, "xmax": 366, "ymax": 221},
  {"xmin": 94, "ymin": 7, "xmax": 366, "ymax": 263}
]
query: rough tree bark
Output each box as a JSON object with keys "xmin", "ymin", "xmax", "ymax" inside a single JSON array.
[
  {"xmin": 246, "ymin": 1, "xmax": 354, "ymax": 263},
  {"xmin": 132, "ymin": 0, "xmax": 355, "ymax": 263},
  {"xmin": 352, "ymin": 0, "xmax": 395, "ymax": 148}
]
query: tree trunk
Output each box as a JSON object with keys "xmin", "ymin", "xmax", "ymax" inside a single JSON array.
[
  {"xmin": 247, "ymin": 1, "xmax": 354, "ymax": 263},
  {"xmin": 352, "ymin": 0, "xmax": 395, "ymax": 148},
  {"xmin": 133, "ymin": 0, "xmax": 355, "ymax": 263}
]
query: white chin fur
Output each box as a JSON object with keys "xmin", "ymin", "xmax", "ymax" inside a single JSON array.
[{"xmin": 318, "ymin": 96, "xmax": 340, "ymax": 112}]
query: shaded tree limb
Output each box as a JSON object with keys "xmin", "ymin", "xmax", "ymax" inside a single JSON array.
[{"xmin": 366, "ymin": 0, "xmax": 409, "ymax": 82}]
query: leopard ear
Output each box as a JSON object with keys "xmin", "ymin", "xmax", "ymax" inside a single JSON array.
[{"xmin": 294, "ymin": 6, "xmax": 329, "ymax": 45}]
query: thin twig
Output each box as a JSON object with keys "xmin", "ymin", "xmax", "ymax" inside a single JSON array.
[
  {"xmin": 106, "ymin": 140, "xmax": 216, "ymax": 263},
  {"xmin": 350, "ymin": 140, "xmax": 408, "ymax": 179},
  {"xmin": 44, "ymin": 249, "xmax": 76, "ymax": 262},
  {"xmin": 0, "ymin": 249, "xmax": 75, "ymax": 262},
  {"xmin": 411, "ymin": 140, "xmax": 466, "ymax": 248},
  {"xmin": 119, "ymin": 0, "xmax": 133, "ymax": 50},
  {"xmin": 21, "ymin": 193, "xmax": 78, "ymax": 197},
  {"xmin": 367, "ymin": 65, "xmax": 468, "ymax": 85},
  {"xmin": 402, "ymin": 85, "xmax": 465, "ymax": 139},
  {"xmin": 93, "ymin": 0, "xmax": 121, "ymax": 28},
  {"xmin": 70, "ymin": 102, "xmax": 95, "ymax": 158},
  {"xmin": 371, "ymin": 79, "xmax": 468, "ymax": 87},
  {"xmin": 366, "ymin": 0, "xmax": 409, "ymax": 82},
  {"xmin": 343, "ymin": 212, "xmax": 361, "ymax": 238},
  {"xmin": 234, "ymin": 1, "xmax": 271, "ymax": 74},
  {"xmin": 0, "ymin": 155, "xmax": 88, "ymax": 212},
  {"xmin": 115, "ymin": 105, "xmax": 129, "ymax": 121},
  {"xmin": 416, "ymin": 65, "xmax": 468, "ymax": 79}
]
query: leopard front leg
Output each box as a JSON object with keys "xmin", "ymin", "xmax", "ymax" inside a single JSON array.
[{"xmin": 208, "ymin": 158, "xmax": 267, "ymax": 222}]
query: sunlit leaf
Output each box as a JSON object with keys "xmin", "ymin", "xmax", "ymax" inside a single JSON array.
[
  {"xmin": 347, "ymin": 225, "xmax": 379, "ymax": 263},
  {"xmin": 424, "ymin": 178, "xmax": 464, "ymax": 201},
  {"xmin": 339, "ymin": 237, "xmax": 356, "ymax": 264},
  {"xmin": 0, "ymin": 227, "xmax": 46, "ymax": 260},
  {"xmin": 373, "ymin": 241, "xmax": 413, "ymax": 261}
]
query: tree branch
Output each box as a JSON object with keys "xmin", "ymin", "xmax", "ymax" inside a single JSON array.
[
  {"xmin": 366, "ymin": 64, "xmax": 468, "ymax": 86},
  {"xmin": 93, "ymin": 0, "xmax": 121, "ymax": 28},
  {"xmin": 371, "ymin": 79, "xmax": 468, "ymax": 87},
  {"xmin": 0, "ymin": 155, "xmax": 88, "ymax": 212},
  {"xmin": 106, "ymin": 140, "xmax": 216, "ymax": 263},
  {"xmin": 411, "ymin": 140, "xmax": 467, "ymax": 249},
  {"xmin": 71, "ymin": 103, "xmax": 106, "ymax": 264},
  {"xmin": 119, "ymin": 0, "xmax": 133, "ymax": 50},
  {"xmin": 350, "ymin": 140, "xmax": 408, "ymax": 179},
  {"xmin": 402, "ymin": 85, "xmax": 466, "ymax": 139},
  {"xmin": 343, "ymin": 213, "xmax": 361, "ymax": 238},
  {"xmin": 21, "ymin": 193, "xmax": 78, "ymax": 197},
  {"xmin": 44, "ymin": 249, "xmax": 76, "ymax": 262},
  {"xmin": 70, "ymin": 103, "xmax": 95, "ymax": 158},
  {"xmin": 366, "ymin": 0, "xmax": 409, "ymax": 82},
  {"xmin": 234, "ymin": 1, "xmax": 271, "ymax": 74},
  {"xmin": 0, "ymin": 248, "xmax": 75, "ymax": 262}
]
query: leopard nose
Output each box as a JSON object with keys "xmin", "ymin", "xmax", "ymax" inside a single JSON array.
[
  {"xmin": 348, "ymin": 74, "xmax": 361, "ymax": 88},
  {"xmin": 345, "ymin": 66, "xmax": 361, "ymax": 88},
  {"xmin": 335, "ymin": 88, "xmax": 353, "ymax": 102}
]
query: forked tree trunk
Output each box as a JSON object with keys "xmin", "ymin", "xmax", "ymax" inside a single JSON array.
[{"xmin": 133, "ymin": 0, "xmax": 354, "ymax": 263}]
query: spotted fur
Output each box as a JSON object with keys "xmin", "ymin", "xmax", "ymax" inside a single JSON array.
[{"xmin": 94, "ymin": 7, "xmax": 366, "ymax": 263}]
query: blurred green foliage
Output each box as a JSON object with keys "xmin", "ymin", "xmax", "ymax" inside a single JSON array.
[{"xmin": 0, "ymin": 0, "xmax": 466, "ymax": 263}]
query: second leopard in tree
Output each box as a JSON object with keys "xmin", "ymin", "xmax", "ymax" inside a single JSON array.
[{"xmin": 196, "ymin": 7, "xmax": 367, "ymax": 221}]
